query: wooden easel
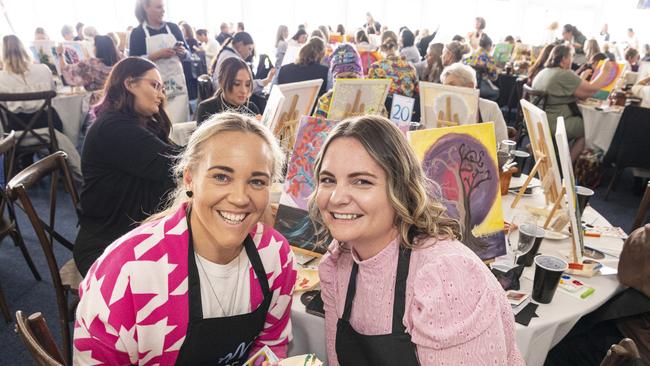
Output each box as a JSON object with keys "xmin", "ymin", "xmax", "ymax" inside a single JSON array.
[
  {"xmin": 511, "ymin": 110, "xmax": 561, "ymax": 209},
  {"xmin": 275, "ymin": 95, "xmax": 300, "ymax": 151},
  {"xmin": 436, "ymin": 95, "xmax": 460, "ymax": 127},
  {"xmin": 342, "ymin": 90, "xmax": 366, "ymax": 118}
]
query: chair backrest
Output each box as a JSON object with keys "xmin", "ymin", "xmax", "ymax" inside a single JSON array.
[
  {"xmin": 6, "ymin": 151, "xmax": 79, "ymax": 361},
  {"xmin": 15, "ymin": 311, "xmax": 66, "ymax": 366},
  {"xmin": 254, "ymin": 53, "xmax": 274, "ymax": 80},
  {"xmin": 197, "ymin": 74, "xmax": 215, "ymax": 103},
  {"xmin": 0, "ymin": 131, "xmax": 17, "ymax": 214},
  {"xmin": 603, "ymin": 106, "xmax": 650, "ymax": 170},
  {"xmin": 0, "ymin": 91, "xmax": 59, "ymax": 152},
  {"xmin": 522, "ymin": 84, "xmax": 548, "ymax": 111}
]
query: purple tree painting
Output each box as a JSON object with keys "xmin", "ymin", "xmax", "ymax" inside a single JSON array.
[{"xmin": 422, "ymin": 132, "xmax": 505, "ymax": 258}]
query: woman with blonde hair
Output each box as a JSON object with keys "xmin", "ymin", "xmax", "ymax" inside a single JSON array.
[
  {"xmin": 275, "ymin": 25, "xmax": 289, "ymax": 67},
  {"xmin": 584, "ymin": 39, "xmax": 601, "ymax": 65},
  {"xmin": 314, "ymin": 115, "xmax": 523, "ymax": 365},
  {"xmin": 368, "ymin": 30, "xmax": 418, "ymax": 98},
  {"xmin": 74, "ymin": 112, "xmax": 296, "ymax": 365}
]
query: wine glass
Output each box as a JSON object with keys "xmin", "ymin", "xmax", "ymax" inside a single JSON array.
[
  {"xmin": 507, "ymin": 213, "xmax": 542, "ymax": 265},
  {"xmin": 497, "ymin": 139, "xmax": 517, "ymax": 170}
]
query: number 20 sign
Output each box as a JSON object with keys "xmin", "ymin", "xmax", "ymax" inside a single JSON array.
[{"xmin": 390, "ymin": 94, "xmax": 415, "ymax": 124}]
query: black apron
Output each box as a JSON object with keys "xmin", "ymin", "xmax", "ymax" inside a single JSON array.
[
  {"xmin": 175, "ymin": 215, "xmax": 272, "ymax": 366},
  {"xmin": 335, "ymin": 248, "xmax": 420, "ymax": 366}
]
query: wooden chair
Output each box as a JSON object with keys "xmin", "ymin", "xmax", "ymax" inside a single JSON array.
[
  {"xmin": 600, "ymin": 338, "xmax": 642, "ymax": 366},
  {"xmin": 15, "ymin": 310, "xmax": 66, "ymax": 366},
  {"xmin": 0, "ymin": 91, "xmax": 60, "ymax": 177},
  {"xmin": 0, "ymin": 131, "xmax": 43, "ymax": 323},
  {"xmin": 6, "ymin": 151, "xmax": 83, "ymax": 362},
  {"xmin": 632, "ymin": 181, "xmax": 650, "ymax": 231}
]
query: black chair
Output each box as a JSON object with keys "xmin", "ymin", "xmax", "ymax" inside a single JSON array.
[
  {"xmin": 0, "ymin": 131, "xmax": 42, "ymax": 323},
  {"xmin": 0, "ymin": 91, "xmax": 60, "ymax": 177},
  {"xmin": 193, "ymin": 74, "xmax": 215, "ymax": 121},
  {"xmin": 254, "ymin": 54, "xmax": 274, "ymax": 80},
  {"xmin": 603, "ymin": 106, "xmax": 650, "ymax": 199},
  {"xmin": 6, "ymin": 151, "xmax": 83, "ymax": 362}
]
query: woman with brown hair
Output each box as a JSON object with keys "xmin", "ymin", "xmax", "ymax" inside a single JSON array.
[
  {"xmin": 196, "ymin": 57, "xmax": 259, "ymax": 124},
  {"xmin": 275, "ymin": 36, "xmax": 331, "ymax": 97},
  {"xmin": 367, "ymin": 30, "xmax": 418, "ymax": 98},
  {"xmin": 527, "ymin": 44, "xmax": 554, "ymax": 86},
  {"xmin": 73, "ymin": 57, "xmax": 177, "ymax": 276},
  {"xmin": 314, "ymin": 115, "xmax": 523, "ymax": 365}
]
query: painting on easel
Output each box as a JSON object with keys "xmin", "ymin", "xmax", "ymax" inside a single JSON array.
[
  {"xmin": 591, "ymin": 61, "xmax": 625, "ymax": 100},
  {"xmin": 327, "ymin": 78, "xmax": 390, "ymax": 120},
  {"xmin": 408, "ymin": 123, "xmax": 506, "ymax": 260},
  {"xmin": 516, "ymin": 100, "xmax": 563, "ymax": 210},
  {"xmin": 262, "ymin": 79, "xmax": 323, "ymax": 151},
  {"xmin": 555, "ymin": 117, "xmax": 584, "ymax": 264},
  {"xmin": 275, "ymin": 116, "xmax": 339, "ymax": 255},
  {"xmin": 419, "ymin": 82, "xmax": 480, "ymax": 129},
  {"xmin": 30, "ymin": 40, "xmax": 60, "ymax": 75}
]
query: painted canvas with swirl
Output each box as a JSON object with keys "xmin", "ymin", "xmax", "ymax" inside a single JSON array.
[
  {"xmin": 274, "ymin": 116, "xmax": 339, "ymax": 254},
  {"xmin": 408, "ymin": 123, "xmax": 506, "ymax": 260}
]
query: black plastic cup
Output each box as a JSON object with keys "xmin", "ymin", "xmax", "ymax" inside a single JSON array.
[
  {"xmin": 516, "ymin": 224, "xmax": 545, "ymax": 267},
  {"xmin": 532, "ymin": 255, "xmax": 568, "ymax": 304},
  {"xmin": 576, "ymin": 186, "xmax": 594, "ymax": 213},
  {"xmin": 511, "ymin": 150, "xmax": 530, "ymax": 177}
]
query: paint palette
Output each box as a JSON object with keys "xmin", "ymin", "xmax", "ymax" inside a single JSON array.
[{"xmin": 294, "ymin": 268, "xmax": 320, "ymax": 292}]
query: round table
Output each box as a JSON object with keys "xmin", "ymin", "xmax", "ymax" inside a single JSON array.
[{"xmin": 287, "ymin": 179, "xmax": 624, "ymax": 366}]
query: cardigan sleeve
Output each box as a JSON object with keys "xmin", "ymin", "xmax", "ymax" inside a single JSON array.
[
  {"xmin": 406, "ymin": 251, "xmax": 524, "ymax": 365},
  {"xmin": 250, "ymin": 229, "xmax": 297, "ymax": 358},
  {"xmin": 318, "ymin": 247, "xmax": 342, "ymax": 366}
]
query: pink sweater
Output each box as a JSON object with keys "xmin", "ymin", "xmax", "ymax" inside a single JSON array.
[
  {"xmin": 319, "ymin": 237, "xmax": 524, "ymax": 365},
  {"xmin": 73, "ymin": 203, "xmax": 296, "ymax": 365}
]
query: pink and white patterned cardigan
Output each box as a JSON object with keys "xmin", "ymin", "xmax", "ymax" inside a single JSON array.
[{"xmin": 73, "ymin": 203, "xmax": 297, "ymax": 365}]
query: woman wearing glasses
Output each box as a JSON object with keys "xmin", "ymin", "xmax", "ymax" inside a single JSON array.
[{"xmin": 73, "ymin": 57, "xmax": 178, "ymax": 276}]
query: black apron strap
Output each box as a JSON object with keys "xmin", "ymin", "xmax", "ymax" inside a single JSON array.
[
  {"xmin": 342, "ymin": 263, "xmax": 359, "ymax": 322},
  {"xmin": 392, "ymin": 248, "xmax": 412, "ymax": 333},
  {"xmin": 243, "ymin": 234, "xmax": 271, "ymax": 298},
  {"xmin": 186, "ymin": 211, "xmax": 204, "ymax": 320}
]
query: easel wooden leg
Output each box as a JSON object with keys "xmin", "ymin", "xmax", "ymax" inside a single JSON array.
[
  {"xmin": 511, "ymin": 157, "xmax": 544, "ymax": 209},
  {"xmin": 543, "ymin": 187, "xmax": 566, "ymax": 229}
]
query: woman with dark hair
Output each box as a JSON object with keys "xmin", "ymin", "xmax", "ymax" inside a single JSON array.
[
  {"xmin": 314, "ymin": 115, "xmax": 523, "ymax": 365},
  {"xmin": 57, "ymin": 34, "xmax": 122, "ymax": 91},
  {"xmin": 532, "ymin": 45, "xmax": 614, "ymax": 161},
  {"xmin": 561, "ymin": 24, "xmax": 587, "ymax": 65},
  {"xmin": 464, "ymin": 33, "xmax": 499, "ymax": 100},
  {"xmin": 210, "ymin": 31, "xmax": 275, "ymax": 94},
  {"xmin": 129, "ymin": 0, "xmax": 190, "ymax": 123},
  {"xmin": 275, "ymin": 36, "xmax": 331, "ymax": 97},
  {"xmin": 468, "ymin": 16, "xmax": 486, "ymax": 50},
  {"xmin": 290, "ymin": 28, "xmax": 308, "ymax": 46},
  {"xmin": 399, "ymin": 28, "xmax": 420, "ymax": 64},
  {"xmin": 336, "ymin": 24, "xmax": 345, "ymax": 36},
  {"xmin": 73, "ymin": 57, "xmax": 178, "ymax": 276},
  {"xmin": 197, "ymin": 57, "xmax": 259, "ymax": 124}
]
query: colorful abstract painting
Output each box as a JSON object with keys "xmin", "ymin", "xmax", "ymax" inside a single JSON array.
[
  {"xmin": 555, "ymin": 117, "xmax": 584, "ymax": 263},
  {"xmin": 275, "ymin": 116, "xmax": 339, "ymax": 254},
  {"xmin": 327, "ymin": 79, "xmax": 390, "ymax": 120},
  {"xmin": 408, "ymin": 123, "xmax": 506, "ymax": 260},
  {"xmin": 60, "ymin": 41, "xmax": 87, "ymax": 64},
  {"xmin": 419, "ymin": 82, "xmax": 479, "ymax": 129},
  {"xmin": 492, "ymin": 43, "xmax": 514, "ymax": 65},
  {"xmin": 592, "ymin": 61, "xmax": 625, "ymax": 100}
]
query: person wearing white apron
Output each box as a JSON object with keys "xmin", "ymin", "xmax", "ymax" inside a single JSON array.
[{"xmin": 130, "ymin": 0, "xmax": 189, "ymax": 123}]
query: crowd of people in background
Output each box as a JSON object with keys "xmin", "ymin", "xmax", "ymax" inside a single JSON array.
[{"xmin": 2, "ymin": 2, "xmax": 650, "ymax": 364}]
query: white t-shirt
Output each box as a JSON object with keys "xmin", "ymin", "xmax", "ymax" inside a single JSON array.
[
  {"xmin": 0, "ymin": 63, "xmax": 54, "ymax": 113},
  {"xmin": 195, "ymin": 249, "xmax": 251, "ymax": 318},
  {"xmin": 478, "ymin": 98, "xmax": 508, "ymax": 144}
]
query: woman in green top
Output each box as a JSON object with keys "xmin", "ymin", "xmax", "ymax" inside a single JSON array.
[{"xmin": 531, "ymin": 45, "xmax": 613, "ymax": 162}]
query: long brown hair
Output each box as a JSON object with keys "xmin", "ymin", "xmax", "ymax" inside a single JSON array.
[
  {"xmin": 216, "ymin": 57, "xmax": 253, "ymax": 96},
  {"xmin": 545, "ymin": 45, "xmax": 572, "ymax": 68},
  {"xmin": 528, "ymin": 44, "xmax": 554, "ymax": 82},
  {"xmin": 1, "ymin": 35, "xmax": 31, "ymax": 75},
  {"xmin": 308, "ymin": 115, "xmax": 461, "ymax": 250},
  {"xmin": 296, "ymin": 37, "xmax": 326, "ymax": 66},
  {"xmin": 94, "ymin": 57, "xmax": 172, "ymax": 140}
]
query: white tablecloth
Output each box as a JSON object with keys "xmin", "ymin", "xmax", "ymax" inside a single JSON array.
[
  {"xmin": 52, "ymin": 91, "xmax": 92, "ymax": 146},
  {"xmin": 288, "ymin": 181, "xmax": 624, "ymax": 366},
  {"xmin": 578, "ymin": 104, "xmax": 623, "ymax": 154}
]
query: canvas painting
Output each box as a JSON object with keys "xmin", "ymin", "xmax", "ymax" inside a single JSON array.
[
  {"xmin": 555, "ymin": 117, "xmax": 584, "ymax": 263},
  {"xmin": 263, "ymin": 79, "xmax": 323, "ymax": 150},
  {"xmin": 327, "ymin": 78, "xmax": 390, "ymax": 120},
  {"xmin": 520, "ymin": 100, "xmax": 563, "ymax": 206},
  {"xmin": 60, "ymin": 41, "xmax": 87, "ymax": 64},
  {"xmin": 592, "ymin": 61, "xmax": 626, "ymax": 100},
  {"xmin": 419, "ymin": 82, "xmax": 479, "ymax": 129},
  {"xmin": 492, "ymin": 43, "xmax": 514, "ymax": 65},
  {"xmin": 408, "ymin": 123, "xmax": 506, "ymax": 260},
  {"xmin": 274, "ymin": 116, "xmax": 339, "ymax": 254},
  {"xmin": 30, "ymin": 40, "xmax": 60, "ymax": 75}
]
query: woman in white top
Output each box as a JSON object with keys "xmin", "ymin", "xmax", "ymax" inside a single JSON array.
[
  {"xmin": 440, "ymin": 63, "xmax": 508, "ymax": 144},
  {"xmin": 399, "ymin": 29, "xmax": 421, "ymax": 64},
  {"xmin": 0, "ymin": 35, "xmax": 82, "ymax": 179}
]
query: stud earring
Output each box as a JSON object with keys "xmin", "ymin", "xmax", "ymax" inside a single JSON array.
[{"xmin": 186, "ymin": 190, "xmax": 193, "ymax": 198}]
